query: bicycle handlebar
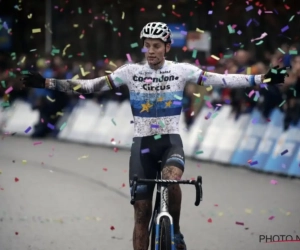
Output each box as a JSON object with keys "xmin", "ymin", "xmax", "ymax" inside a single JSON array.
[{"xmin": 130, "ymin": 175, "xmax": 203, "ymax": 206}]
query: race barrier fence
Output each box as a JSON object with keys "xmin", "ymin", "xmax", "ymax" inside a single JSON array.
[{"xmin": 1, "ymin": 98, "xmax": 299, "ymax": 177}]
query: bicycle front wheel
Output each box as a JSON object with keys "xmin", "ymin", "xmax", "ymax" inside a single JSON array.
[{"xmin": 159, "ymin": 216, "xmax": 172, "ymax": 250}]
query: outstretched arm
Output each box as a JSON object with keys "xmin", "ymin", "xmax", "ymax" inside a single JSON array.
[
  {"xmin": 184, "ymin": 63, "xmax": 288, "ymax": 88},
  {"xmin": 45, "ymin": 76, "xmax": 114, "ymax": 94}
]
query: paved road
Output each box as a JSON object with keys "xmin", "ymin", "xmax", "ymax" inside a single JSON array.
[{"xmin": 0, "ymin": 137, "xmax": 300, "ymax": 250}]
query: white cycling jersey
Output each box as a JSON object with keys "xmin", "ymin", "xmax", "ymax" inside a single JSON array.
[{"xmin": 48, "ymin": 60, "xmax": 263, "ymax": 137}]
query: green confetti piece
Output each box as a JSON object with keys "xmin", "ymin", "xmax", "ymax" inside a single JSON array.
[
  {"xmin": 78, "ymin": 7, "xmax": 82, "ymax": 14},
  {"xmin": 162, "ymin": 13, "xmax": 166, "ymax": 17},
  {"xmin": 129, "ymin": 27, "xmax": 134, "ymax": 31},
  {"xmin": 198, "ymin": 135, "xmax": 204, "ymax": 141},
  {"xmin": 227, "ymin": 25, "xmax": 235, "ymax": 34},
  {"xmin": 253, "ymin": 94, "xmax": 259, "ymax": 102},
  {"xmin": 52, "ymin": 49, "xmax": 60, "ymax": 54},
  {"xmin": 289, "ymin": 15, "xmax": 295, "ymax": 22},
  {"xmin": 130, "ymin": 42, "xmax": 138, "ymax": 48},
  {"xmin": 109, "ymin": 20, "xmax": 113, "ymax": 25},
  {"xmin": 271, "ymin": 69, "xmax": 277, "ymax": 74},
  {"xmin": 289, "ymin": 50, "xmax": 297, "ymax": 55},
  {"xmin": 212, "ymin": 112, "xmax": 219, "ymax": 119},
  {"xmin": 203, "ymin": 95, "xmax": 210, "ymax": 101},
  {"xmin": 30, "ymin": 49, "xmax": 37, "ymax": 52},
  {"xmin": 192, "ymin": 49, "xmax": 197, "ymax": 59},
  {"xmin": 113, "ymin": 27, "xmax": 118, "ymax": 32},
  {"xmin": 154, "ymin": 134, "xmax": 161, "ymax": 140},
  {"xmin": 174, "ymin": 94, "xmax": 182, "ymax": 100},
  {"xmin": 115, "ymin": 77, "xmax": 123, "ymax": 83},
  {"xmin": 1, "ymin": 101, "xmax": 10, "ymax": 107},
  {"xmin": 9, "ymin": 72, "xmax": 16, "ymax": 77},
  {"xmin": 68, "ymin": 55, "xmax": 73, "ymax": 58},
  {"xmin": 159, "ymin": 120, "xmax": 165, "ymax": 128},
  {"xmin": 21, "ymin": 70, "xmax": 29, "ymax": 75},
  {"xmin": 277, "ymin": 48, "xmax": 285, "ymax": 54},
  {"xmin": 111, "ymin": 118, "xmax": 116, "ymax": 126},
  {"xmin": 1, "ymin": 80, "xmax": 5, "ymax": 88},
  {"xmin": 223, "ymin": 54, "xmax": 233, "ymax": 59},
  {"xmin": 280, "ymin": 69, "xmax": 286, "ymax": 74},
  {"xmin": 278, "ymin": 100, "xmax": 286, "ymax": 107},
  {"xmin": 195, "ymin": 150, "xmax": 203, "ymax": 155},
  {"xmin": 60, "ymin": 122, "xmax": 67, "ymax": 131},
  {"xmin": 255, "ymin": 40, "xmax": 264, "ymax": 45}
]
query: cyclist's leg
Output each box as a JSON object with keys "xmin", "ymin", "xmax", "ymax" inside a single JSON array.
[
  {"xmin": 129, "ymin": 137, "xmax": 157, "ymax": 250},
  {"xmin": 161, "ymin": 136, "xmax": 186, "ymax": 249}
]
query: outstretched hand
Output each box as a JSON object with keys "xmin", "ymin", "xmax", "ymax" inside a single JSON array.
[
  {"xmin": 263, "ymin": 65, "xmax": 291, "ymax": 85},
  {"xmin": 20, "ymin": 71, "xmax": 46, "ymax": 89}
]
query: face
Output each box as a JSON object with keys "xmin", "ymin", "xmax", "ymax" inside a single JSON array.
[{"xmin": 144, "ymin": 38, "xmax": 170, "ymax": 65}]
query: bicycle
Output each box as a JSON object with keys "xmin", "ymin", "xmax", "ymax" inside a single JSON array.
[{"xmin": 130, "ymin": 171, "xmax": 203, "ymax": 250}]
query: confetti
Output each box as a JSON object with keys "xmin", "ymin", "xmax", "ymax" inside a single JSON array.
[
  {"xmin": 24, "ymin": 126, "xmax": 32, "ymax": 133},
  {"xmin": 207, "ymin": 218, "xmax": 212, "ymax": 223},
  {"xmin": 4, "ymin": 86, "xmax": 13, "ymax": 94},
  {"xmin": 270, "ymin": 180, "xmax": 278, "ymax": 185},
  {"xmin": 154, "ymin": 134, "xmax": 161, "ymax": 140},
  {"xmin": 110, "ymin": 226, "xmax": 115, "ymax": 230},
  {"xmin": 211, "ymin": 55, "xmax": 220, "ymax": 60},
  {"xmin": 33, "ymin": 141, "xmax": 42, "ymax": 146},
  {"xmin": 79, "ymin": 95, "xmax": 85, "ymax": 99},
  {"xmin": 130, "ymin": 43, "xmax": 138, "ymax": 48},
  {"xmin": 111, "ymin": 119, "xmax": 116, "ymax": 126},
  {"xmin": 73, "ymin": 84, "xmax": 81, "ymax": 91},
  {"xmin": 281, "ymin": 25, "xmax": 289, "ymax": 33},
  {"xmin": 192, "ymin": 50, "xmax": 197, "ymax": 59},
  {"xmin": 245, "ymin": 5, "xmax": 253, "ymax": 11},
  {"xmin": 151, "ymin": 124, "xmax": 159, "ymax": 129},
  {"xmin": 250, "ymin": 160, "xmax": 258, "ymax": 166},
  {"xmin": 278, "ymin": 100, "xmax": 286, "ymax": 107},
  {"xmin": 47, "ymin": 123, "xmax": 55, "ymax": 130},
  {"xmin": 235, "ymin": 221, "xmax": 244, "ymax": 226},
  {"xmin": 32, "ymin": 28, "xmax": 41, "ymax": 33},
  {"xmin": 46, "ymin": 96, "xmax": 55, "ymax": 102},
  {"xmin": 195, "ymin": 150, "xmax": 204, "ymax": 155},
  {"xmin": 14, "ymin": 177, "xmax": 19, "ymax": 182},
  {"xmin": 268, "ymin": 216, "xmax": 275, "ymax": 220},
  {"xmin": 281, "ymin": 149, "xmax": 288, "ymax": 155},
  {"xmin": 206, "ymin": 85, "xmax": 213, "ymax": 91},
  {"xmin": 126, "ymin": 53, "xmax": 132, "ymax": 62},
  {"xmin": 245, "ymin": 209, "xmax": 252, "ymax": 214},
  {"xmin": 60, "ymin": 123, "xmax": 67, "ymax": 131},
  {"xmin": 141, "ymin": 148, "xmax": 150, "ymax": 154},
  {"xmin": 205, "ymin": 112, "xmax": 212, "ymax": 120}
]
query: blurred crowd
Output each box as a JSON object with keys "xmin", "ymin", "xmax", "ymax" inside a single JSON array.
[{"xmin": 0, "ymin": 42, "xmax": 299, "ymax": 138}]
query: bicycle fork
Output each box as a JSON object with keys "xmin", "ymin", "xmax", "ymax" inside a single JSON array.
[{"xmin": 155, "ymin": 184, "xmax": 176, "ymax": 250}]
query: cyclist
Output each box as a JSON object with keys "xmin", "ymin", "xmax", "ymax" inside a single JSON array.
[{"xmin": 21, "ymin": 22, "xmax": 289, "ymax": 250}]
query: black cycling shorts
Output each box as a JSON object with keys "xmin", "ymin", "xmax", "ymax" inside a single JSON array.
[{"xmin": 129, "ymin": 134, "xmax": 185, "ymax": 201}]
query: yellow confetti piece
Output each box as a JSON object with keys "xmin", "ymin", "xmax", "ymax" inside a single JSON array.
[
  {"xmin": 79, "ymin": 33, "xmax": 84, "ymax": 39},
  {"xmin": 78, "ymin": 155, "xmax": 89, "ymax": 160},
  {"xmin": 0, "ymin": 170, "xmax": 2, "ymax": 174},
  {"xmin": 263, "ymin": 78, "xmax": 271, "ymax": 83},
  {"xmin": 245, "ymin": 209, "xmax": 252, "ymax": 214},
  {"xmin": 73, "ymin": 84, "xmax": 81, "ymax": 91},
  {"xmin": 122, "ymin": 12, "xmax": 125, "ymax": 19},
  {"xmin": 62, "ymin": 44, "xmax": 71, "ymax": 56},
  {"xmin": 21, "ymin": 56, "xmax": 26, "ymax": 63},
  {"xmin": 193, "ymin": 93, "xmax": 201, "ymax": 97},
  {"xmin": 79, "ymin": 66, "xmax": 90, "ymax": 77},
  {"xmin": 105, "ymin": 70, "xmax": 112, "ymax": 74},
  {"xmin": 73, "ymin": 24, "xmax": 79, "ymax": 28},
  {"xmin": 211, "ymin": 55, "xmax": 220, "ymax": 60},
  {"xmin": 218, "ymin": 212, "xmax": 223, "ymax": 216},
  {"xmin": 172, "ymin": 4, "xmax": 175, "ymax": 9},
  {"xmin": 286, "ymin": 212, "xmax": 291, "ymax": 216},
  {"xmin": 196, "ymin": 28, "xmax": 204, "ymax": 33},
  {"xmin": 32, "ymin": 28, "xmax": 41, "ymax": 33},
  {"xmin": 206, "ymin": 85, "xmax": 213, "ymax": 91},
  {"xmin": 157, "ymin": 4, "xmax": 162, "ymax": 9},
  {"xmin": 46, "ymin": 96, "xmax": 56, "ymax": 102},
  {"xmin": 27, "ymin": 14, "xmax": 32, "ymax": 19},
  {"xmin": 72, "ymin": 74, "xmax": 79, "ymax": 80},
  {"xmin": 246, "ymin": 67, "xmax": 251, "ymax": 74},
  {"xmin": 22, "ymin": 160, "xmax": 27, "ymax": 164},
  {"xmin": 109, "ymin": 61, "xmax": 117, "ymax": 68},
  {"xmin": 56, "ymin": 112, "xmax": 64, "ymax": 116}
]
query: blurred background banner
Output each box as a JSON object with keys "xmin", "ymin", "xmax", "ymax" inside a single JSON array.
[{"xmin": 0, "ymin": 0, "xmax": 299, "ymax": 177}]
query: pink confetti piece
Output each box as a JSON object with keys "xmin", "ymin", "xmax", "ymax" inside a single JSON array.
[
  {"xmin": 145, "ymin": 79, "xmax": 152, "ymax": 83},
  {"xmin": 270, "ymin": 180, "xmax": 278, "ymax": 185},
  {"xmin": 258, "ymin": 9, "xmax": 262, "ymax": 15},
  {"xmin": 195, "ymin": 59, "xmax": 200, "ymax": 66},
  {"xmin": 251, "ymin": 32, "xmax": 268, "ymax": 42},
  {"xmin": 264, "ymin": 11, "xmax": 273, "ymax": 14},
  {"xmin": 41, "ymin": 119, "xmax": 44, "ymax": 123},
  {"xmin": 219, "ymin": 21, "xmax": 224, "ymax": 25},
  {"xmin": 248, "ymin": 90, "xmax": 255, "ymax": 97},
  {"xmin": 268, "ymin": 216, "xmax": 275, "ymax": 220},
  {"xmin": 235, "ymin": 221, "xmax": 244, "ymax": 226},
  {"xmin": 126, "ymin": 53, "xmax": 132, "ymax": 62},
  {"xmin": 33, "ymin": 141, "xmax": 42, "ymax": 146},
  {"xmin": 206, "ymin": 101, "xmax": 213, "ymax": 109},
  {"xmin": 79, "ymin": 95, "xmax": 85, "ymax": 99},
  {"xmin": 5, "ymin": 86, "xmax": 13, "ymax": 94},
  {"xmin": 231, "ymin": 24, "xmax": 237, "ymax": 29}
]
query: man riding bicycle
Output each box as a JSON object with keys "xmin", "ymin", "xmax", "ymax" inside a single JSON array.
[{"xmin": 21, "ymin": 22, "xmax": 288, "ymax": 250}]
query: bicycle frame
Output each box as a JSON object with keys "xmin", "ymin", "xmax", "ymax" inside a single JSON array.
[{"xmin": 149, "ymin": 172, "xmax": 175, "ymax": 250}]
